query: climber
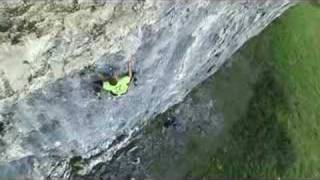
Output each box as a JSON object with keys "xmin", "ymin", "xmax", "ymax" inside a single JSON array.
[{"xmin": 93, "ymin": 57, "xmax": 134, "ymax": 96}]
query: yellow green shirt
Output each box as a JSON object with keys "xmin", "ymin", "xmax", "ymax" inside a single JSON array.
[{"xmin": 102, "ymin": 76, "xmax": 130, "ymax": 96}]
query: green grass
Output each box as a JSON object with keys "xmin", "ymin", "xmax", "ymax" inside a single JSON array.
[
  {"xmin": 145, "ymin": 2, "xmax": 320, "ymax": 178},
  {"xmin": 200, "ymin": 2, "xmax": 320, "ymax": 178},
  {"xmin": 270, "ymin": 3, "xmax": 320, "ymax": 177}
]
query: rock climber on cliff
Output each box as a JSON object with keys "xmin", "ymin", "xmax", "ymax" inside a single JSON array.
[{"xmin": 93, "ymin": 57, "xmax": 134, "ymax": 97}]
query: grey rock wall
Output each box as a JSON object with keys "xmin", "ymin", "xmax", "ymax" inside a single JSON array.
[{"xmin": 0, "ymin": 0, "xmax": 294, "ymax": 178}]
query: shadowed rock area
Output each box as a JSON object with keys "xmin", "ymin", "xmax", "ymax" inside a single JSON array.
[
  {"xmin": 89, "ymin": 31, "xmax": 295, "ymax": 178},
  {"xmin": 0, "ymin": 0, "xmax": 293, "ymax": 178}
]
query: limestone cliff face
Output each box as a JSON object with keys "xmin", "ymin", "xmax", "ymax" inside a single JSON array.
[{"xmin": 0, "ymin": 0, "xmax": 293, "ymax": 178}]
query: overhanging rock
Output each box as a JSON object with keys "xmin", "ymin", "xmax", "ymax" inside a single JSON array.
[{"xmin": 0, "ymin": 0, "xmax": 294, "ymax": 178}]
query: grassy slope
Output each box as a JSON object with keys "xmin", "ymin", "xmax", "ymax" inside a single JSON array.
[
  {"xmin": 146, "ymin": 2, "xmax": 320, "ymax": 178},
  {"xmin": 271, "ymin": 3, "xmax": 320, "ymax": 177},
  {"xmin": 200, "ymin": 2, "xmax": 320, "ymax": 178}
]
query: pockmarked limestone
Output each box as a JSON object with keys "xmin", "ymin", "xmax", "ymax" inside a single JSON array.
[{"xmin": 0, "ymin": 0, "xmax": 295, "ymax": 178}]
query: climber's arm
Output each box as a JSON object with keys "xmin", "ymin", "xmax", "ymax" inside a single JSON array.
[{"xmin": 128, "ymin": 57, "xmax": 134, "ymax": 81}]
